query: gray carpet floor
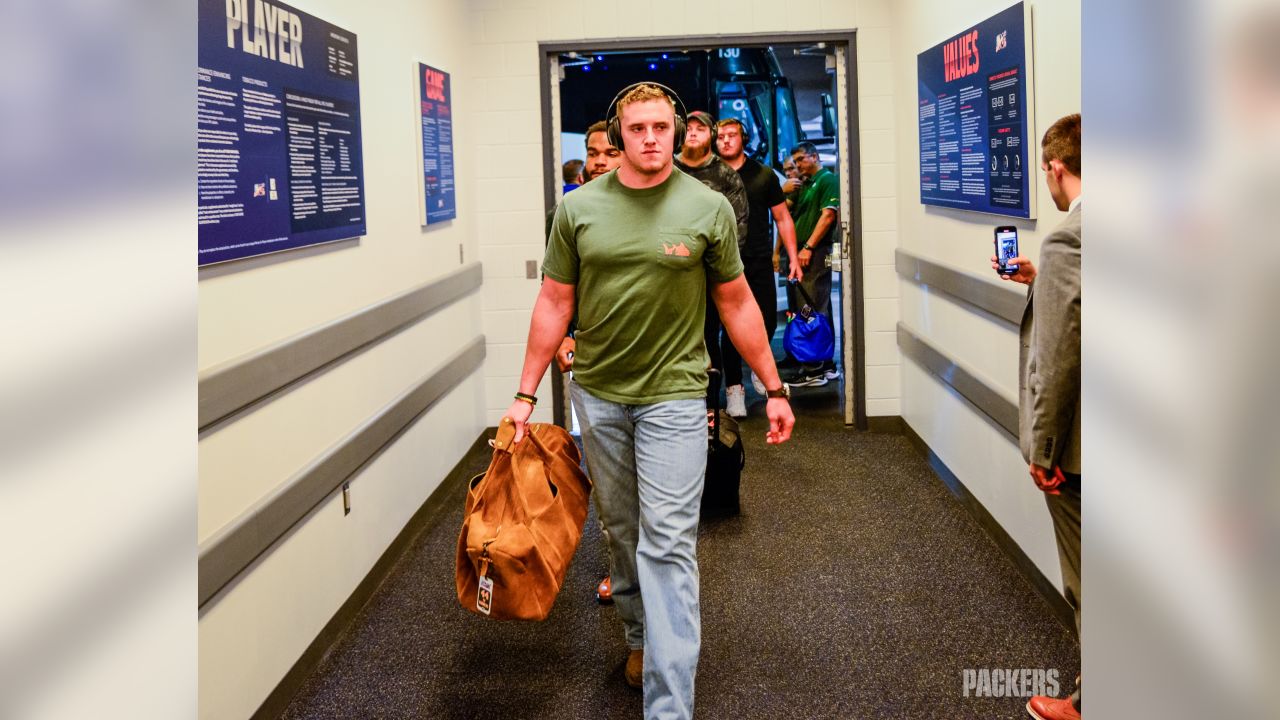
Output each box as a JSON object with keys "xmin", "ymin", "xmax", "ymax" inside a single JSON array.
[{"xmin": 280, "ymin": 382, "xmax": 1079, "ymax": 719}]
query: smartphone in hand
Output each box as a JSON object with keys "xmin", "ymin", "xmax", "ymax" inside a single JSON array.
[{"xmin": 994, "ymin": 226, "xmax": 1019, "ymax": 276}]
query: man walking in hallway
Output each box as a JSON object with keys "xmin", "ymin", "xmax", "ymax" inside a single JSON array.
[
  {"xmin": 715, "ymin": 117, "xmax": 802, "ymax": 408},
  {"xmin": 673, "ymin": 110, "xmax": 751, "ymax": 414},
  {"xmin": 504, "ymin": 83, "xmax": 794, "ymax": 720},
  {"xmin": 788, "ymin": 141, "xmax": 841, "ymax": 386},
  {"xmin": 994, "ymin": 113, "xmax": 1083, "ymax": 720}
]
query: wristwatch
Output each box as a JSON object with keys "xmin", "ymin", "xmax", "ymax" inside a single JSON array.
[{"xmin": 765, "ymin": 384, "xmax": 791, "ymax": 400}]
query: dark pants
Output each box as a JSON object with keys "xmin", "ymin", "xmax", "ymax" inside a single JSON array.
[
  {"xmin": 744, "ymin": 255, "xmax": 778, "ymax": 351},
  {"xmin": 799, "ymin": 246, "xmax": 833, "ymax": 328},
  {"xmin": 704, "ymin": 300, "xmax": 739, "ymax": 405},
  {"xmin": 707, "ymin": 257, "xmax": 776, "ymax": 397},
  {"xmin": 1045, "ymin": 473, "xmax": 1081, "ymax": 709}
]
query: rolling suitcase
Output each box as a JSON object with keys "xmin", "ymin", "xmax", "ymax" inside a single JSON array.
[{"xmin": 703, "ymin": 369, "xmax": 745, "ymax": 517}]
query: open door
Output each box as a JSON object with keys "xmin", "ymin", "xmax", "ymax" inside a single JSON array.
[{"xmin": 539, "ymin": 32, "xmax": 866, "ymax": 432}]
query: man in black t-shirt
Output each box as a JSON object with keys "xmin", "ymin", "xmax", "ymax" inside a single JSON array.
[
  {"xmin": 715, "ymin": 118, "xmax": 801, "ymax": 409},
  {"xmin": 674, "ymin": 111, "xmax": 751, "ymax": 413}
]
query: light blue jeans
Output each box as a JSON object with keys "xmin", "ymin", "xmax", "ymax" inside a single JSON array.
[{"xmin": 571, "ymin": 382, "xmax": 707, "ymax": 720}]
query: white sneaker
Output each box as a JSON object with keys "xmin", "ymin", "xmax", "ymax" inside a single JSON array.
[
  {"xmin": 725, "ymin": 385, "xmax": 748, "ymax": 418},
  {"xmin": 749, "ymin": 371, "xmax": 767, "ymax": 396}
]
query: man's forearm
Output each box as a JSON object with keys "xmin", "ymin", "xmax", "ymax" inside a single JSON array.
[
  {"xmin": 773, "ymin": 204, "xmax": 799, "ymax": 264},
  {"xmin": 518, "ymin": 289, "xmax": 575, "ymax": 395},
  {"xmin": 804, "ymin": 208, "xmax": 837, "ymax": 250}
]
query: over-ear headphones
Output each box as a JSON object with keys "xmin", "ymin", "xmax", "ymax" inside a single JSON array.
[{"xmin": 605, "ymin": 82, "xmax": 687, "ymax": 151}]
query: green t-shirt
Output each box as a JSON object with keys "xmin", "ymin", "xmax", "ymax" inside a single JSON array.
[
  {"xmin": 794, "ymin": 167, "xmax": 840, "ymax": 250},
  {"xmin": 542, "ymin": 168, "xmax": 744, "ymax": 405}
]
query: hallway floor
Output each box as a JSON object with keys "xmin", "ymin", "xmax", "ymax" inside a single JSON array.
[{"xmin": 281, "ymin": 386, "xmax": 1078, "ymax": 719}]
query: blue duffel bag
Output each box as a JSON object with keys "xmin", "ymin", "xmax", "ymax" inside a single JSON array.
[{"xmin": 783, "ymin": 281, "xmax": 834, "ymax": 364}]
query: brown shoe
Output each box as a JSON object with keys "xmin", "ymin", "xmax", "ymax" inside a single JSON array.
[
  {"xmin": 1026, "ymin": 695, "xmax": 1080, "ymax": 720},
  {"xmin": 624, "ymin": 648, "xmax": 643, "ymax": 689}
]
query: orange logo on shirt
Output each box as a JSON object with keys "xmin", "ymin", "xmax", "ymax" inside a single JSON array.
[{"xmin": 662, "ymin": 241, "xmax": 691, "ymax": 257}]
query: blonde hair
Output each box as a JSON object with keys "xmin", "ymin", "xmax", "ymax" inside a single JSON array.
[
  {"xmin": 617, "ymin": 83, "xmax": 676, "ymax": 117},
  {"xmin": 717, "ymin": 117, "xmax": 749, "ymax": 143}
]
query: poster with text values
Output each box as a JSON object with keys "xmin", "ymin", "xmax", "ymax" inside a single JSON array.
[
  {"xmin": 198, "ymin": 0, "xmax": 366, "ymax": 266},
  {"xmin": 917, "ymin": 2, "xmax": 1036, "ymax": 219},
  {"xmin": 417, "ymin": 63, "xmax": 456, "ymax": 225}
]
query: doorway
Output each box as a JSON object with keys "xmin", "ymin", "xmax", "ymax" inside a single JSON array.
[{"xmin": 538, "ymin": 32, "xmax": 866, "ymax": 431}]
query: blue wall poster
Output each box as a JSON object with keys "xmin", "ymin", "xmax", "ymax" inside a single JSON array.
[
  {"xmin": 917, "ymin": 2, "xmax": 1037, "ymax": 219},
  {"xmin": 198, "ymin": 0, "xmax": 366, "ymax": 266},
  {"xmin": 417, "ymin": 63, "xmax": 456, "ymax": 225}
]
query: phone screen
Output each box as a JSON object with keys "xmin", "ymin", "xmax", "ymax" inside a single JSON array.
[{"xmin": 995, "ymin": 227, "xmax": 1019, "ymax": 274}]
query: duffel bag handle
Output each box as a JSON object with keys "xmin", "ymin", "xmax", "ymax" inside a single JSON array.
[
  {"xmin": 790, "ymin": 279, "xmax": 818, "ymax": 314},
  {"xmin": 488, "ymin": 422, "xmax": 565, "ymax": 519},
  {"xmin": 492, "ymin": 417, "xmax": 518, "ymax": 452}
]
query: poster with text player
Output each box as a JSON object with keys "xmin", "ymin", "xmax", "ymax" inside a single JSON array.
[
  {"xmin": 916, "ymin": 2, "xmax": 1036, "ymax": 219},
  {"xmin": 197, "ymin": 0, "xmax": 366, "ymax": 266}
]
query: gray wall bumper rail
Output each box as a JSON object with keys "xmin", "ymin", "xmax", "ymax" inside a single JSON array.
[
  {"xmin": 199, "ymin": 262, "xmax": 483, "ymax": 431},
  {"xmin": 896, "ymin": 322, "xmax": 1018, "ymax": 438},
  {"xmin": 198, "ymin": 336, "xmax": 487, "ymax": 608},
  {"xmin": 894, "ymin": 248, "xmax": 1024, "ymax": 436},
  {"xmin": 895, "ymin": 249, "xmax": 1024, "ymax": 325}
]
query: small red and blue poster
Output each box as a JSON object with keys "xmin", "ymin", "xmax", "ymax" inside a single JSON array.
[{"xmin": 418, "ymin": 63, "xmax": 456, "ymax": 225}]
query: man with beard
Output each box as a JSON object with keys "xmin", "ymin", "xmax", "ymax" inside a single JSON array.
[
  {"xmin": 673, "ymin": 111, "xmax": 750, "ymax": 411},
  {"xmin": 715, "ymin": 117, "xmax": 802, "ymax": 412}
]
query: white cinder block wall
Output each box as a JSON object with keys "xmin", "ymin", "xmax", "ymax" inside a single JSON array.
[
  {"xmin": 199, "ymin": 0, "xmax": 1086, "ymax": 715},
  {"xmin": 470, "ymin": 0, "xmax": 904, "ymax": 422},
  {"xmin": 197, "ymin": 1, "xmax": 484, "ymax": 717},
  {"xmin": 888, "ymin": 0, "xmax": 1082, "ymax": 586}
]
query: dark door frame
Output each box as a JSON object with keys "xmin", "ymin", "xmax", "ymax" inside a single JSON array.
[{"xmin": 537, "ymin": 30, "xmax": 866, "ymax": 431}]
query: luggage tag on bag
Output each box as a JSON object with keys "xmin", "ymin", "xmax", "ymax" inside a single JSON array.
[
  {"xmin": 477, "ymin": 541, "xmax": 496, "ymax": 615},
  {"xmin": 476, "ymin": 575, "xmax": 493, "ymax": 615}
]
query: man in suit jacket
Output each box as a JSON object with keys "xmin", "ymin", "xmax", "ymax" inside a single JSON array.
[{"xmin": 994, "ymin": 113, "xmax": 1082, "ymax": 720}]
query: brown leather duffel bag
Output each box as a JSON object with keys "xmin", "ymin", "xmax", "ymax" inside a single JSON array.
[{"xmin": 456, "ymin": 418, "xmax": 591, "ymax": 621}]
